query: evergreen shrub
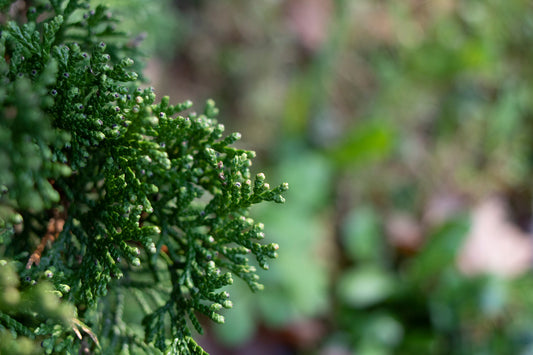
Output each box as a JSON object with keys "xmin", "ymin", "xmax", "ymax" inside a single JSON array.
[{"xmin": 0, "ymin": 1, "xmax": 287, "ymax": 353}]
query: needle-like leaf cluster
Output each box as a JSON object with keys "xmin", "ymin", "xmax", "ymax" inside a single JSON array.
[{"xmin": 0, "ymin": 1, "xmax": 286, "ymax": 353}]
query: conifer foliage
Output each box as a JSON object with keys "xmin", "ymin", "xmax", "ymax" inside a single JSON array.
[{"xmin": 0, "ymin": 1, "xmax": 287, "ymax": 353}]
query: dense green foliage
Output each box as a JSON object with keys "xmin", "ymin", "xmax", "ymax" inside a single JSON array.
[{"xmin": 0, "ymin": 1, "xmax": 286, "ymax": 353}]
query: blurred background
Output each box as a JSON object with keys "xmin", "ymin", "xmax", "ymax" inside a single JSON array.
[{"xmin": 93, "ymin": 0, "xmax": 533, "ymax": 354}]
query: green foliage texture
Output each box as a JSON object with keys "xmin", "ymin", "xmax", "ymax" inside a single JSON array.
[{"xmin": 0, "ymin": 0, "xmax": 286, "ymax": 353}]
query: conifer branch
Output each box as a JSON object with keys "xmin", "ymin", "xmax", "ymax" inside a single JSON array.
[{"xmin": 0, "ymin": 1, "xmax": 286, "ymax": 353}]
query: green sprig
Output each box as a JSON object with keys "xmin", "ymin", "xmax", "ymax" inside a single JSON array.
[{"xmin": 0, "ymin": 1, "xmax": 286, "ymax": 353}]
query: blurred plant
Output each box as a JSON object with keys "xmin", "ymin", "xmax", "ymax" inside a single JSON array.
[
  {"xmin": 89, "ymin": 0, "xmax": 181, "ymax": 58},
  {"xmin": 335, "ymin": 209, "xmax": 533, "ymax": 354},
  {"xmin": 153, "ymin": 0, "xmax": 533, "ymax": 354},
  {"xmin": 0, "ymin": 260, "xmax": 76, "ymax": 355}
]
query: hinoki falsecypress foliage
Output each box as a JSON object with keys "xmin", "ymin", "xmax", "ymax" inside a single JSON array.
[{"xmin": 0, "ymin": 1, "xmax": 287, "ymax": 353}]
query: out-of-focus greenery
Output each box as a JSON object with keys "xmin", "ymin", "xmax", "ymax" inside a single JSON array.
[
  {"xmin": 90, "ymin": 0, "xmax": 182, "ymax": 57},
  {"xmin": 100, "ymin": 0, "xmax": 533, "ymax": 353},
  {"xmin": 0, "ymin": 260, "xmax": 76, "ymax": 355}
]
